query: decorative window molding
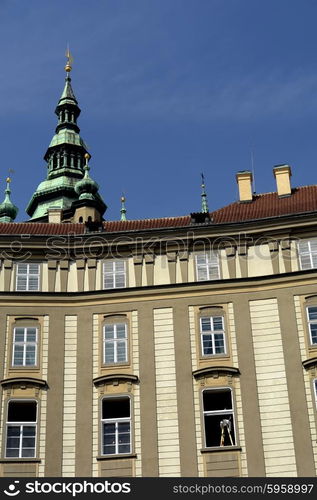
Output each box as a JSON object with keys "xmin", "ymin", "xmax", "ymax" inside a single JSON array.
[
  {"xmin": 16, "ymin": 263, "xmax": 40, "ymax": 292},
  {"xmin": 195, "ymin": 252, "xmax": 220, "ymax": 281},
  {"xmin": 298, "ymin": 239, "xmax": 317, "ymax": 270},
  {"xmin": 101, "ymin": 396, "xmax": 131, "ymax": 456},
  {"xmin": 103, "ymin": 260, "xmax": 127, "ymax": 289},
  {"xmin": 0, "ymin": 377, "xmax": 47, "ymax": 390},
  {"xmin": 93, "ymin": 374, "xmax": 139, "ymax": 387},
  {"xmin": 5, "ymin": 400, "xmax": 38, "ymax": 459},
  {"xmin": 193, "ymin": 366, "xmax": 240, "ymax": 379}
]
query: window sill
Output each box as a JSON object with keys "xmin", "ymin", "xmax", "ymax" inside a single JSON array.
[
  {"xmin": 0, "ymin": 458, "xmax": 41, "ymax": 463},
  {"xmin": 96, "ymin": 454, "xmax": 137, "ymax": 461},
  {"xmin": 201, "ymin": 446, "xmax": 242, "ymax": 454}
]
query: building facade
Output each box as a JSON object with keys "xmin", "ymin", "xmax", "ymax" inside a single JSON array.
[{"xmin": 0, "ymin": 62, "xmax": 317, "ymax": 478}]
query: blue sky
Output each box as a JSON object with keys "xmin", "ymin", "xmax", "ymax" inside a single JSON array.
[{"xmin": 1, "ymin": 0, "xmax": 317, "ymax": 221}]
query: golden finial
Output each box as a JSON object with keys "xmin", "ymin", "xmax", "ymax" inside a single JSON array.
[
  {"xmin": 84, "ymin": 153, "xmax": 91, "ymax": 160},
  {"xmin": 121, "ymin": 195, "xmax": 126, "ymax": 202},
  {"xmin": 65, "ymin": 45, "xmax": 73, "ymax": 73},
  {"xmin": 6, "ymin": 177, "xmax": 11, "ymax": 184}
]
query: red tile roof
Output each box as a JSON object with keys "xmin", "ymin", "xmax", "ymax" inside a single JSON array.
[{"xmin": 0, "ymin": 185, "xmax": 316, "ymax": 235}]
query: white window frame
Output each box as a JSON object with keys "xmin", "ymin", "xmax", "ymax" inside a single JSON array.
[
  {"xmin": 203, "ymin": 387, "xmax": 236, "ymax": 448},
  {"xmin": 103, "ymin": 323, "xmax": 128, "ymax": 365},
  {"xmin": 5, "ymin": 400, "xmax": 37, "ymax": 459},
  {"xmin": 12, "ymin": 327, "xmax": 38, "ymax": 367},
  {"xmin": 101, "ymin": 397, "xmax": 131, "ymax": 456},
  {"xmin": 103, "ymin": 260, "xmax": 126, "ymax": 289},
  {"xmin": 306, "ymin": 306, "xmax": 317, "ymax": 346},
  {"xmin": 298, "ymin": 239, "xmax": 317, "ymax": 270},
  {"xmin": 200, "ymin": 316, "xmax": 226, "ymax": 356},
  {"xmin": 195, "ymin": 252, "xmax": 220, "ymax": 281},
  {"xmin": 16, "ymin": 262, "xmax": 40, "ymax": 292}
]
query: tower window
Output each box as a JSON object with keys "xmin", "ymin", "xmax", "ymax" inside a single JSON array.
[
  {"xmin": 203, "ymin": 388, "xmax": 236, "ymax": 448},
  {"xmin": 6, "ymin": 401, "xmax": 37, "ymax": 458},
  {"xmin": 101, "ymin": 397, "xmax": 131, "ymax": 455},
  {"xmin": 16, "ymin": 263, "xmax": 40, "ymax": 292}
]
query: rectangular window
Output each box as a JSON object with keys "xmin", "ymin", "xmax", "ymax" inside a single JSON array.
[
  {"xmin": 16, "ymin": 263, "xmax": 40, "ymax": 291},
  {"xmin": 12, "ymin": 327, "xmax": 38, "ymax": 367},
  {"xmin": 102, "ymin": 397, "xmax": 131, "ymax": 455},
  {"xmin": 103, "ymin": 261, "xmax": 126, "ymax": 289},
  {"xmin": 307, "ymin": 306, "xmax": 317, "ymax": 345},
  {"xmin": 103, "ymin": 323, "xmax": 128, "ymax": 364},
  {"xmin": 195, "ymin": 252, "xmax": 220, "ymax": 281},
  {"xmin": 200, "ymin": 316, "xmax": 226, "ymax": 356},
  {"xmin": 203, "ymin": 388, "xmax": 236, "ymax": 448},
  {"xmin": 6, "ymin": 401, "xmax": 37, "ymax": 458},
  {"xmin": 298, "ymin": 239, "xmax": 317, "ymax": 270},
  {"xmin": 314, "ymin": 379, "xmax": 317, "ymax": 409}
]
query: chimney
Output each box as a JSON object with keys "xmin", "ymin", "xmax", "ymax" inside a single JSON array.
[
  {"xmin": 273, "ymin": 164, "xmax": 292, "ymax": 197},
  {"xmin": 48, "ymin": 207, "xmax": 62, "ymax": 223},
  {"xmin": 236, "ymin": 171, "xmax": 253, "ymax": 202}
]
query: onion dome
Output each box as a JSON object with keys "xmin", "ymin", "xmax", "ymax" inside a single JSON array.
[
  {"xmin": 0, "ymin": 178, "xmax": 18, "ymax": 222},
  {"xmin": 74, "ymin": 154, "xmax": 99, "ymax": 200}
]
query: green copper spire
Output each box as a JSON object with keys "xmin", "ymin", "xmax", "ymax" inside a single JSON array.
[
  {"xmin": 75, "ymin": 154, "xmax": 99, "ymax": 200},
  {"xmin": 120, "ymin": 195, "xmax": 127, "ymax": 221},
  {"xmin": 0, "ymin": 177, "xmax": 18, "ymax": 222},
  {"xmin": 201, "ymin": 173, "xmax": 209, "ymax": 213},
  {"xmin": 26, "ymin": 52, "xmax": 107, "ymax": 221}
]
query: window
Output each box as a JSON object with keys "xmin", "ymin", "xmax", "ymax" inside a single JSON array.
[
  {"xmin": 103, "ymin": 260, "xmax": 126, "ymax": 289},
  {"xmin": 195, "ymin": 252, "xmax": 220, "ymax": 281},
  {"xmin": 16, "ymin": 263, "xmax": 40, "ymax": 291},
  {"xmin": 314, "ymin": 379, "xmax": 317, "ymax": 408},
  {"xmin": 307, "ymin": 306, "xmax": 317, "ymax": 345},
  {"xmin": 103, "ymin": 323, "xmax": 128, "ymax": 365},
  {"xmin": 200, "ymin": 316, "xmax": 226, "ymax": 356},
  {"xmin": 203, "ymin": 388, "xmax": 236, "ymax": 448},
  {"xmin": 298, "ymin": 239, "xmax": 317, "ymax": 270},
  {"xmin": 5, "ymin": 401, "xmax": 37, "ymax": 458},
  {"xmin": 101, "ymin": 397, "xmax": 131, "ymax": 455},
  {"xmin": 12, "ymin": 327, "xmax": 38, "ymax": 367}
]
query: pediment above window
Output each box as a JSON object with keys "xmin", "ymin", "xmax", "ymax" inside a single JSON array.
[
  {"xmin": 302, "ymin": 357, "xmax": 317, "ymax": 371},
  {"xmin": 0, "ymin": 377, "xmax": 48, "ymax": 390},
  {"xmin": 93, "ymin": 374, "xmax": 139, "ymax": 387},
  {"xmin": 193, "ymin": 366, "xmax": 240, "ymax": 380}
]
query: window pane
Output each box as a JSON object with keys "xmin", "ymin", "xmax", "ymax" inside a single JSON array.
[
  {"xmin": 13, "ymin": 345, "xmax": 24, "ymax": 365},
  {"xmin": 117, "ymin": 341, "xmax": 127, "ymax": 362},
  {"xmin": 308, "ymin": 307, "xmax": 317, "ymax": 321},
  {"xmin": 116, "ymin": 324, "xmax": 126, "ymax": 338},
  {"xmin": 28, "ymin": 264, "xmax": 40, "ymax": 274},
  {"xmin": 214, "ymin": 334, "xmax": 225, "ymax": 353},
  {"xmin": 213, "ymin": 317, "xmax": 223, "ymax": 330},
  {"xmin": 105, "ymin": 344, "xmax": 115, "ymax": 364},
  {"xmin": 201, "ymin": 317, "xmax": 211, "ymax": 331},
  {"xmin": 17, "ymin": 263, "xmax": 28, "ymax": 274},
  {"xmin": 114, "ymin": 261, "xmax": 125, "ymax": 272},
  {"xmin": 25, "ymin": 345, "xmax": 36, "ymax": 365},
  {"xmin": 202, "ymin": 334, "xmax": 213, "ymax": 355},
  {"xmin": 104, "ymin": 276, "xmax": 114, "ymax": 289},
  {"xmin": 310, "ymin": 324, "xmax": 317, "ymax": 344},
  {"xmin": 104, "ymin": 325, "xmax": 114, "ymax": 339},
  {"xmin": 114, "ymin": 274, "xmax": 125, "ymax": 288},
  {"xmin": 28, "ymin": 277, "xmax": 39, "ymax": 290},
  {"xmin": 26, "ymin": 328, "xmax": 37, "ymax": 342},
  {"xmin": 204, "ymin": 414, "xmax": 235, "ymax": 447},
  {"xmin": 14, "ymin": 328, "xmax": 25, "ymax": 342},
  {"xmin": 16, "ymin": 276, "xmax": 27, "ymax": 290}
]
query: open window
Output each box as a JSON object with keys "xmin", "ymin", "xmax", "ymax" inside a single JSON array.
[
  {"xmin": 5, "ymin": 400, "xmax": 37, "ymax": 458},
  {"xmin": 101, "ymin": 397, "xmax": 131, "ymax": 455},
  {"xmin": 203, "ymin": 388, "xmax": 236, "ymax": 448}
]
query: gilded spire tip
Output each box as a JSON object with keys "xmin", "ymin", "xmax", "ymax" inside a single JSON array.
[{"xmin": 65, "ymin": 45, "xmax": 73, "ymax": 73}]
